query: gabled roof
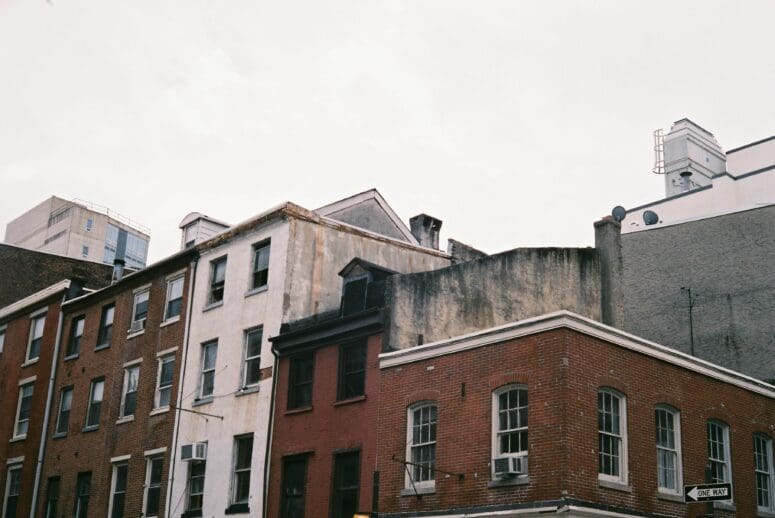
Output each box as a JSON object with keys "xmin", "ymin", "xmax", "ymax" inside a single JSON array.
[{"xmin": 338, "ymin": 257, "xmax": 400, "ymax": 278}]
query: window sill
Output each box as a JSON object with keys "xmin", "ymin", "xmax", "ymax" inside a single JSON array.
[
  {"xmin": 333, "ymin": 395, "xmax": 366, "ymax": 407},
  {"xmin": 64, "ymin": 353, "xmax": 79, "ymax": 361},
  {"xmin": 235, "ymin": 386, "xmax": 260, "ymax": 397},
  {"xmin": 400, "ymin": 485, "xmax": 435, "ymax": 497},
  {"xmin": 21, "ymin": 358, "xmax": 39, "ymax": 368},
  {"xmin": 192, "ymin": 397, "xmax": 213, "ymax": 407},
  {"xmin": 225, "ymin": 503, "xmax": 250, "ymax": 514},
  {"xmin": 245, "ymin": 285, "xmax": 268, "ymax": 298},
  {"xmin": 52, "ymin": 432, "xmax": 67, "ymax": 440},
  {"xmin": 488, "ymin": 476, "xmax": 530, "ymax": 488},
  {"xmin": 597, "ymin": 478, "xmax": 632, "ymax": 493},
  {"xmin": 160, "ymin": 316, "xmax": 180, "ymax": 328},
  {"xmin": 656, "ymin": 491, "xmax": 684, "ymax": 503},
  {"xmin": 285, "ymin": 406, "xmax": 313, "ymax": 416},
  {"xmin": 9, "ymin": 435, "xmax": 26, "ymax": 443},
  {"xmin": 116, "ymin": 415, "xmax": 134, "ymax": 425},
  {"xmin": 714, "ymin": 501, "xmax": 736, "ymax": 512},
  {"xmin": 149, "ymin": 407, "xmax": 170, "ymax": 416},
  {"xmin": 126, "ymin": 329, "xmax": 145, "ymax": 339},
  {"xmin": 758, "ymin": 510, "xmax": 775, "ymax": 518},
  {"xmin": 182, "ymin": 511, "xmax": 203, "ymax": 518},
  {"xmin": 95, "ymin": 343, "xmax": 111, "ymax": 351},
  {"xmin": 81, "ymin": 425, "xmax": 99, "ymax": 433},
  {"xmin": 203, "ymin": 301, "xmax": 223, "ymax": 312}
]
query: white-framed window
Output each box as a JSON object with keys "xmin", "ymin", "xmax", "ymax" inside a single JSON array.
[
  {"xmin": 231, "ymin": 434, "xmax": 254, "ymax": 506},
  {"xmin": 131, "ymin": 289, "xmax": 150, "ymax": 329},
  {"xmin": 85, "ymin": 218, "xmax": 93, "ymax": 231},
  {"xmin": 74, "ymin": 471, "xmax": 91, "ymax": 518},
  {"xmin": 108, "ymin": 461, "xmax": 128, "ymax": 518},
  {"xmin": 54, "ymin": 386, "xmax": 73, "ymax": 436},
  {"xmin": 207, "ymin": 257, "xmax": 227, "ymax": 305},
  {"xmin": 163, "ymin": 275, "xmax": 185, "ymax": 321},
  {"xmin": 65, "ymin": 316, "xmax": 85, "ymax": 357},
  {"xmin": 14, "ymin": 382, "xmax": 34, "ymax": 438},
  {"xmin": 598, "ymin": 388, "xmax": 627, "ymax": 484},
  {"xmin": 491, "ymin": 385, "xmax": 528, "ymax": 477},
  {"xmin": 251, "ymin": 240, "xmax": 270, "ymax": 290},
  {"xmin": 242, "ymin": 328, "xmax": 262, "ymax": 388},
  {"xmin": 44, "ymin": 476, "xmax": 60, "ymax": 518},
  {"xmin": 85, "ymin": 378, "xmax": 104, "ymax": 429},
  {"xmin": 155, "ymin": 355, "xmax": 175, "ymax": 409},
  {"xmin": 755, "ymin": 434, "xmax": 775, "ymax": 513},
  {"xmin": 186, "ymin": 461, "xmax": 206, "ymax": 513},
  {"xmin": 143, "ymin": 455, "xmax": 164, "ymax": 518},
  {"xmin": 97, "ymin": 304, "xmax": 115, "ymax": 348},
  {"xmin": 199, "ymin": 340, "xmax": 217, "ymax": 398},
  {"xmin": 0, "ymin": 325, "xmax": 6, "ymax": 354},
  {"xmin": 2, "ymin": 464, "xmax": 22, "ymax": 518},
  {"xmin": 26, "ymin": 314, "xmax": 46, "ymax": 362},
  {"xmin": 120, "ymin": 365, "xmax": 140, "ymax": 418},
  {"xmin": 707, "ymin": 420, "xmax": 732, "ymax": 487},
  {"xmin": 405, "ymin": 402, "xmax": 437, "ymax": 489},
  {"xmin": 655, "ymin": 405, "xmax": 682, "ymax": 494}
]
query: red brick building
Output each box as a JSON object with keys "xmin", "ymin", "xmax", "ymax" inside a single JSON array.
[
  {"xmin": 38, "ymin": 249, "xmax": 194, "ymax": 518},
  {"xmin": 267, "ymin": 259, "xmax": 394, "ymax": 518},
  {"xmin": 376, "ymin": 310, "xmax": 775, "ymax": 517}
]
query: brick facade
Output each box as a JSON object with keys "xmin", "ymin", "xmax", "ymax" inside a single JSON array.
[{"xmin": 377, "ymin": 315, "xmax": 775, "ymax": 517}]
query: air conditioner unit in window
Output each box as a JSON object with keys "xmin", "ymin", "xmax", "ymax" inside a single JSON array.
[
  {"xmin": 493, "ymin": 456, "xmax": 527, "ymax": 478},
  {"xmin": 181, "ymin": 442, "xmax": 207, "ymax": 462},
  {"xmin": 129, "ymin": 319, "xmax": 145, "ymax": 333}
]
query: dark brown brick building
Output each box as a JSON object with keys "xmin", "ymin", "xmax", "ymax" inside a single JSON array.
[
  {"xmin": 38, "ymin": 249, "xmax": 194, "ymax": 518},
  {"xmin": 376, "ymin": 311, "xmax": 775, "ymax": 517}
]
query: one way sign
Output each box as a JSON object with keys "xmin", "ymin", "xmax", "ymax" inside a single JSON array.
[{"xmin": 684, "ymin": 483, "xmax": 732, "ymax": 502}]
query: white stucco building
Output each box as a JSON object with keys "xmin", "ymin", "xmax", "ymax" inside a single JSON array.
[
  {"xmin": 165, "ymin": 190, "xmax": 451, "ymax": 518},
  {"xmin": 622, "ymin": 119, "xmax": 775, "ymax": 232}
]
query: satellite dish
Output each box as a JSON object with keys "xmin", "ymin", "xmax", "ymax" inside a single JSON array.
[
  {"xmin": 611, "ymin": 206, "xmax": 626, "ymax": 222},
  {"xmin": 643, "ymin": 210, "xmax": 659, "ymax": 225}
]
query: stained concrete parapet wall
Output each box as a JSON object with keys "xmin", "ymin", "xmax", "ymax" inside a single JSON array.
[{"xmin": 385, "ymin": 246, "xmax": 602, "ymax": 349}]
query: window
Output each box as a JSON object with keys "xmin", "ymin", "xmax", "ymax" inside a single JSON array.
[
  {"xmin": 338, "ymin": 340, "xmax": 366, "ymax": 400},
  {"xmin": 74, "ymin": 472, "xmax": 91, "ymax": 518},
  {"xmin": 655, "ymin": 406, "xmax": 682, "ymax": 493},
  {"xmin": 109, "ymin": 462, "xmax": 128, "ymax": 518},
  {"xmin": 406, "ymin": 402, "xmax": 437, "ymax": 488},
  {"xmin": 341, "ymin": 276, "xmax": 368, "ymax": 316},
  {"xmin": 242, "ymin": 328, "xmax": 262, "ymax": 388},
  {"xmin": 132, "ymin": 289, "xmax": 150, "ymax": 329},
  {"xmin": 120, "ymin": 365, "xmax": 140, "ymax": 417},
  {"xmin": 280, "ymin": 456, "xmax": 308, "ymax": 518},
  {"xmin": 598, "ymin": 389, "xmax": 627, "ymax": 484},
  {"xmin": 66, "ymin": 316, "xmax": 85, "ymax": 357},
  {"xmin": 55, "ymin": 386, "xmax": 73, "ymax": 435},
  {"xmin": 85, "ymin": 218, "xmax": 93, "ymax": 231},
  {"xmin": 331, "ymin": 451, "xmax": 360, "ymax": 518},
  {"xmin": 44, "ymin": 476, "xmax": 59, "ymax": 518},
  {"xmin": 707, "ymin": 420, "xmax": 731, "ymax": 486},
  {"xmin": 184, "ymin": 224, "xmax": 197, "ymax": 249},
  {"xmin": 251, "ymin": 241, "xmax": 270, "ymax": 290},
  {"xmin": 85, "ymin": 378, "xmax": 104, "ymax": 428},
  {"xmin": 755, "ymin": 434, "xmax": 774, "ymax": 512},
  {"xmin": 26, "ymin": 314, "xmax": 45, "ymax": 361},
  {"xmin": 288, "ymin": 353, "xmax": 313, "ymax": 409},
  {"xmin": 97, "ymin": 304, "xmax": 115, "ymax": 348},
  {"xmin": 14, "ymin": 382, "xmax": 34, "ymax": 438},
  {"xmin": 231, "ymin": 434, "xmax": 253, "ymax": 507},
  {"xmin": 186, "ymin": 461, "xmax": 206, "ymax": 513},
  {"xmin": 81, "ymin": 245, "xmax": 89, "ymax": 258},
  {"xmin": 155, "ymin": 355, "xmax": 175, "ymax": 409},
  {"xmin": 199, "ymin": 341, "xmax": 217, "ymax": 399},
  {"xmin": 2, "ymin": 464, "xmax": 21, "ymax": 518},
  {"xmin": 164, "ymin": 276, "xmax": 184, "ymax": 321},
  {"xmin": 0, "ymin": 326, "xmax": 6, "ymax": 354},
  {"xmin": 208, "ymin": 257, "xmax": 227, "ymax": 305},
  {"xmin": 492, "ymin": 385, "xmax": 528, "ymax": 476},
  {"xmin": 143, "ymin": 455, "xmax": 163, "ymax": 517}
]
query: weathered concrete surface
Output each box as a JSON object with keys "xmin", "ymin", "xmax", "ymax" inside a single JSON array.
[
  {"xmin": 322, "ymin": 197, "xmax": 409, "ymax": 242},
  {"xmin": 385, "ymin": 247, "xmax": 602, "ymax": 348},
  {"xmin": 620, "ymin": 204, "xmax": 775, "ymax": 382}
]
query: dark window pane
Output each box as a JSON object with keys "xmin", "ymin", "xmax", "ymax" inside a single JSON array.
[
  {"xmin": 342, "ymin": 277, "xmax": 368, "ymax": 316},
  {"xmin": 338, "ymin": 341, "xmax": 367, "ymax": 400},
  {"xmin": 281, "ymin": 456, "xmax": 307, "ymax": 518},
  {"xmin": 332, "ymin": 451, "xmax": 360, "ymax": 518},
  {"xmin": 288, "ymin": 354, "xmax": 313, "ymax": 409}
]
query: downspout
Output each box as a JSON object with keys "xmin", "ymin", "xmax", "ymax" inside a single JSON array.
[
  {"xmin": 262, "ymin": 346, "xmax": 280, "ymax": 518},
  {"xmin": 30, "ymin": 287, "xmax": 69, "ymax": 518},
  {"xmin": 165, "ymin": 256, "xmax": 199, "ymax": 518}
]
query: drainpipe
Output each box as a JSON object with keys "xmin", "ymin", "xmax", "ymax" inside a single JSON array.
[
  {"xmin": 30, "ymin": 287, "xmax": 69, "ymax": 518},
  {"xmin": 262, "ymin": 347, "xmax": 281, "ymax": 518},
  {"xmin": 165, "ymin": 257, "xmax": 199, "ymax": 518}
]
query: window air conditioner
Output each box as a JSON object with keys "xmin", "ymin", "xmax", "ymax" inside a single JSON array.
[
  {"xmin": 129, "ymin": 319, "xmax": 146, "ymax": 333},
  {"xmin": 181, "ymin": 442, "xmax": 207, "ymax": 462},
  {"xmin": 493, "ymin": 456, "xmax": 527, "ymax": 477}
]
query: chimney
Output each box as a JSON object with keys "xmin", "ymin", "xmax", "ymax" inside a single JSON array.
[
  {"xmin": 112, "ymin": 228, "xmax": 128, "ymax": 283},
  {"xmin": 680, "ymin": 171, "xmax": 693, "ymax": 192},
  {"xmin": 409, "ymin": 214, "xmax": 442, "ymax": 249}
]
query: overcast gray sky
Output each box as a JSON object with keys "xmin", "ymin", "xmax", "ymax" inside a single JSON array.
[{"xmin": 1, "ymin": 0, "xmax": 773, "ymax": 263}]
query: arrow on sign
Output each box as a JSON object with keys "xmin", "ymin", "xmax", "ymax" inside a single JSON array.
[{"xmin": 684, "ymin": 483, "xmax": 732, "ymax": 502}]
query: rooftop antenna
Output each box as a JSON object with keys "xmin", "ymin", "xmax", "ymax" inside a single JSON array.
[
  {"xmin": 680, "ymin": 287, "xmax": 697, "ymax": 356},
  {"xmin": 652, "ymin": 128, "xmax": 665, "ymax": 174}
]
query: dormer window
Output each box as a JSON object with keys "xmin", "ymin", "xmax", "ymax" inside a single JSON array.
[
  {"xmin": 342, "ymin": 275, "xmax": 368, "ymax": 316},
  {"xmin": 338, "ymin": 258, "xmax": 397, "ymax": 317}
]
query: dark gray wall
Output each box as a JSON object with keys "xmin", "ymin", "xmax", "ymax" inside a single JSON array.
[
  {"xmin": 324, "ymin": 198, "xmax": 408, "ymax": 242},
  {"xmin": 620, "ymin": 205, "xmax": 775, "ymax": 382},
  {"xmin": 386, "ymin": 247, "xmax": 602, "ymax": 349}
]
